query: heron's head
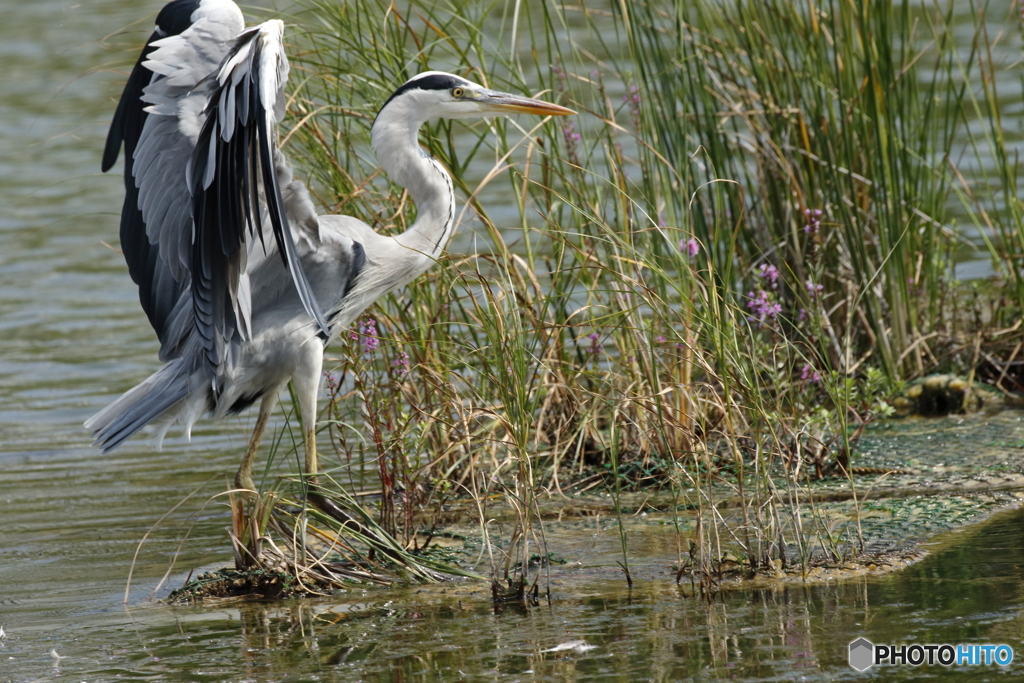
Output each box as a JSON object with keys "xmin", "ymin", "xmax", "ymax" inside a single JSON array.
[{"xmin": 375, "ymin": 71, "xmax": 575, "ymax": 129}]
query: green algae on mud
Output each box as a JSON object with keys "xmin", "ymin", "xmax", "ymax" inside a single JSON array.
[{"xmin": 169, "ymin": 568, "xmax": 305, "ymax": 603}]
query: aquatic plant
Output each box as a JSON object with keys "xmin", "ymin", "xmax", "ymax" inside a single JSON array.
[{"xmin": 231, "ymin": 0, "xmax": 1024, "ymax": 590}]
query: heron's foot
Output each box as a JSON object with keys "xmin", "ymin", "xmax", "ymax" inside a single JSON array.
[
  {"xmin": 306, "ymin": 486, "xmax": 365, "ymax": 531},
  {"xmin": 233, "ymin": 469, "xmax": 260, "ymax": 501},
  {"xmin": 305, "ymin": 485, "xmax": 404, "ymax": 563}
]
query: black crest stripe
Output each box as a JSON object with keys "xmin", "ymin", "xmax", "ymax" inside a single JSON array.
[{"xmin": 376, "ymin": 73, "xmax": 469, "ymax": 119}]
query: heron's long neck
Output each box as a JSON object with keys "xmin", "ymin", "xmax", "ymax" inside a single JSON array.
[{"xmin": 371, "ymin": 108, "xmax": 455, "ymax": 261}]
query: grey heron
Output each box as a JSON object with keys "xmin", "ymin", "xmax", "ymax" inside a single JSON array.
[{"xmin": 86, "ymin": 0, "xmax": 573, "ymax": 515}]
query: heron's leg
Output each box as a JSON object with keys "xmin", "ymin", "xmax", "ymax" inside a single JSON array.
[
  {"xmin": 291, "ymin": 347, "xmax": 324, "ymax": 483},
  {"xmin": 234, "ymin": 392, "xmax": 280, "ymax": 493},
  {"xmin": 291, "ymin": 348, "xmax": 405, "ymax": 561},
  {"xmin": 291, "ymin": 347, "xmax": 372, "ymax": 531}
]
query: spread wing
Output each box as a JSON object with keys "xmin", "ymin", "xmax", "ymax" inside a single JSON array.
[
  {"xmin": 102, "ymin": 0, "xmax": 205, "ymax": 345},
  {"xmin": 103, "ymin": 0, "xmax": 328, "ymax": 381}
]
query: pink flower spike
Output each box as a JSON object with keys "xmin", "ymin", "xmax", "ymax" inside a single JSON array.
[
  {"xmin": 800, "ymin": 364, "xmax": 821, "ymax": 383},
  {"xmin": 357, "ymin": 318, "xmax": 379, "ymax": 356},
  {"xmin": 392, "ymin": 351, "xmax": 410, "ymax": 377},
  {"xmin": 746, "ymin": 289, "xmax": 781, "ymax": 327},
  {"xmin": 679, "ymin": 238, "xmax": 700, "ymax": 257},
  {"xmin": 758, "ymin": 263, "xmax": 780, "ymax": 289},
  {"xmin": 803, "ymin": 208, "xmax": 823, "ymax": 234}
]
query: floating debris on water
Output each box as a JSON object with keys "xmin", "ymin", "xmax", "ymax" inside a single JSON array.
[
  {"xmin": 542, "ymin": 640, "xmax": 597, "ymax": 653},
  {"xmin": 890, "ymin": 374, "xmax": 1023, "ymax": 416}
]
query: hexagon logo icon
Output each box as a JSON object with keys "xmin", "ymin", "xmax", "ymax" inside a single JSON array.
[{"xmin": 849, "ymin": 637, "xmax": 874, "ymax": 671}]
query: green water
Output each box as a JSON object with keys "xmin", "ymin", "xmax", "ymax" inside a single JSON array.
[
  {"xmin": 2, "ymin": 1, "xmax": 1024, "ymax": 681},
  {"xmin": 2, "ymin": 508, "xmax": 1024, "ymax": 681}
]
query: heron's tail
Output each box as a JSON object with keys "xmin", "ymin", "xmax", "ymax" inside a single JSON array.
[{"xmin": 85, "ymin": 358, "xmax": 208, "ymax": 453}]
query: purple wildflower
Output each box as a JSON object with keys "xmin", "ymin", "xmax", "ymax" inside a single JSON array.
[
  {"xmin": 800, "ymin": 364, "xmax": 821, "ymax": 383},
  {"xmin": 623, "ymin": 84, "xmax": 642, "ymax": 108},
  {"xmin": 562, "ymin": 120, "xmax": 582, "ymax": 145},
  {"xmin": 805, "ymin": 279, "xmax": 824, "ymax": 297},
  {"xmin": 323, "ymin": 371, "xmax": 339, "ymax": 393},
  {"xmin": 392, "ymin": 351, "xmax": 410, "ymax": 377},
  {"xmin": 550, "ymin": 63, "xmax": 567, "ymax": 84},
  {"xmin": 655, "ymin": 335, "xmax": 667, "ymax": 343},
  {"xmin": 588, "ymin": 332, "xmax": 603, "ymax": 355},
  {"xmin": 623, "ymin": 84, "xmax": 642, "ymax": 128},
  {"xmin": 804, "ymin": 208, "xmax": 823, "ymax": 235},
  {"xmin": 746, "ymin": 290, "xmax": 782, "ymax": 327},
  {"xmin": 561, "ymin": 120, "xmax": 582, "ymax": 165},
  {"xmin": 680, "ymin": 237, "xmax": 700, "ymax": 258},
  {"xmin": 757, "ymin": 263, "xmax": 780, "ymax": 290},
  {"xmin": 356, "ymin": 318, "xmax": 379, "ymax": 356}
]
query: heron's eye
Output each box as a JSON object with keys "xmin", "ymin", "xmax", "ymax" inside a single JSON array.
[{"xmin": 451, "ymin": 87, "xmax": 465, "ymax": 98}]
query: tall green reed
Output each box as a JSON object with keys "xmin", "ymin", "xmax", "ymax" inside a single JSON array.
[{"xmin": 264, "ymin": 0, "xmax": 1020, "ymax": 585}]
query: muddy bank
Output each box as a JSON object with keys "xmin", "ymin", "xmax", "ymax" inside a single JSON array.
[{"xmin": 169, "ymin": 408, "xmax": 1024, "ymax": 601}]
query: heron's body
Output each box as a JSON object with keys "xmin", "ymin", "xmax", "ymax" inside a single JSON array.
[{"xmin": 86, "ymin": 0, "xmax": 572, "ymax": 499}]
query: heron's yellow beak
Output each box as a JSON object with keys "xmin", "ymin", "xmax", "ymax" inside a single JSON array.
[{"xmin": 478, "ymin": 91, "xmax": 576, "ymax": 117}]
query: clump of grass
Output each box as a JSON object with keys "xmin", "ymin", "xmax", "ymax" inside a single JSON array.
[
  {"xmin": 223, "ymin": 459, "xmax": 484, "ymax": 594},
  {"xmin": 233, "ymin": 0, "xmax": 1024, "ymax": 592}
]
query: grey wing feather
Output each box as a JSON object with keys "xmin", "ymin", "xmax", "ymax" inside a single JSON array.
[
  {"xmin": 134, "ymin": 1, "xmax": 243, "ymax": 278},
  {"xmin": 185, "ymin": 20, "xmax": 328, "ymax": 379},
  {"xmin": 128, "ymin": 9, "xmax": 328, "ymax": 380},
  {"xmin": 102, "ymin": 0, "xmax": 206, "ymax": 345}
]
